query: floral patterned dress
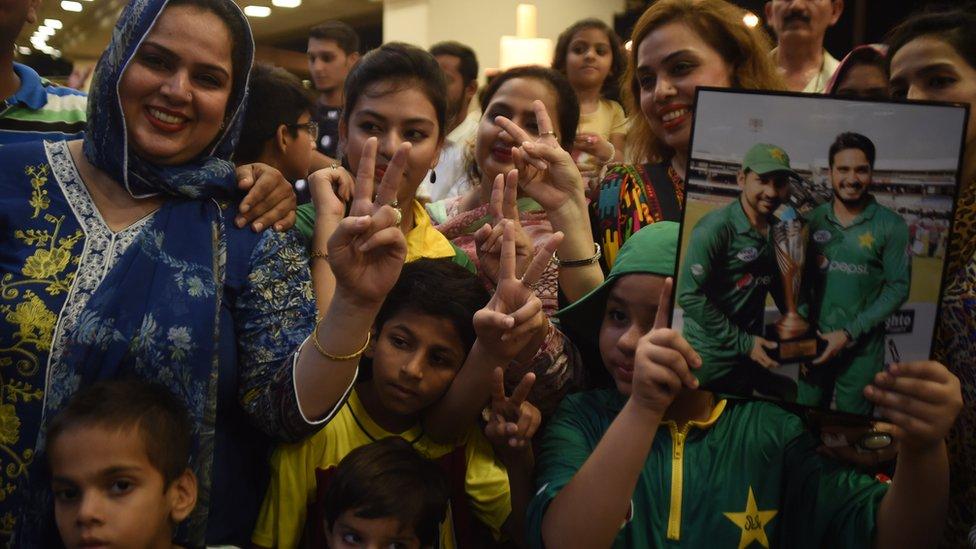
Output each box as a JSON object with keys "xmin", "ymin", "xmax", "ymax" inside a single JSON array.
[{"xmin": 0, "ymin": 140, "xmax": 319, "ymax": 546}]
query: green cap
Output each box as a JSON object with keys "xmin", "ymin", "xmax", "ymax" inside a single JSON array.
[
  {"xmin": 741, "ymin": 143, "xmax": 799, "ymax": 178},
  {"xmin": 556, "ymin": 221, "xmax": 678, "ymax": 340}
]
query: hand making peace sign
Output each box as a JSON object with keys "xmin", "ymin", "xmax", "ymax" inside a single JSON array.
[
  {"xmin": 484, "ymin": 366, "xmax": 541, "ymax": 453},
  {"xmin": 473, "ymin": 220, "xmax": 562, "ymax": 362},
  {"xmin": 327, "ymin": 137, "xmax": 411, "ymax": 306},
  {"xmin": 474, "ymin": 169, "xmax": 536, "ymax": 284},
  {"xmin": 494, "ymin": 100, "xmax": 587, "ymax": 215}
]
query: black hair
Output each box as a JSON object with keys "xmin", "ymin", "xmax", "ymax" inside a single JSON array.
[
  {"xmin": 829, "ymin": 132, "xmax": 876, "ymax": 169},
  {"xmin": 342, "ymin": 42, "xmax": 448, "ymax": 140},
  {"xmin": 374, "ymin": 259, "xmax": 490, "ymax": 354},
  {"xmin": 552, "ymin": 18, "xmax": 625, "ymax": 102},
  {"xmin": 429, "ymin": 41, "xmax": 479, "ymax": 86},
  {"xmin": 886, "ymin": 5, "xmax": 976, "ymax": 76},
  {"xmin": 47, "ymin": 379, "xmax": 192, "ymax": 486},
  {"xmin": 324, "ymin": 437, "xmax": 448, "ymax": 546},
  {"xmin": 309, "ymin": 20, "xmax": 361, "ymax": 54},
  {"xmin": 479, "ymin": 66, "xmax": 579, "ymax": 152},
  {"xmin": 234, "ymin": 63, "xmax": 315, "ymax": 164},
  {"xmin": 829, "ymin": 46, "xmax": 888, "ymax": 97}
]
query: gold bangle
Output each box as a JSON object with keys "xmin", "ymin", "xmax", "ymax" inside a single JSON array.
[
  {"xmin": 312, "ymin": 318, "xmax": 370, "ymax": 361},
  {"xmin": 310, "ymin": 249, "xmax": 329, "ymax": 262}
]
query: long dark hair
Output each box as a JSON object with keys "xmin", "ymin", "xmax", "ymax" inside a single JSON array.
[{"xmin": 552, "ymin": 18, "xmax": 625, "ymax": 102}]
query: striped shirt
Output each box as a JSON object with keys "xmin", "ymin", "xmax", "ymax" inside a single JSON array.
[{"xmin": 0, "ymin": 63, "xmax": 86, "ymax": 145}]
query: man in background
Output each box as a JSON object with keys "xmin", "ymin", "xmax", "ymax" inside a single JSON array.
[
  {"xmin": 766, "ymin": 0, "xmax": 844, "ymax": 93},
  {"xmin": 419, "ymin": 41, "xmax": 480, "ymax": 201},
  {"xmin": 307, "ymin": 20, "xmax": 360, "ymax": 162}
]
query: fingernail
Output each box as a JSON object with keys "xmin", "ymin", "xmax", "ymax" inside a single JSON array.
[
  {"xmin": 359, "ymin": 243, "xmax": 371, "ymax": 252},
  {"xmin": 252, "ymin": 222, "xmax": 263, "ymax": 232},
  {"xmin": 274, "ymin": 224, "xmax": 283, "ymax": 232},
  {"xmin": 692, "ymin": 377, "xmax": 700, "ymax": 388},
  {"xmin": 235, "ymin": 217, "xmax": 245, "ymax": 228},
  {"xmin": 241, "ymin": 204, "xmax": 250, "ymax": 213}
]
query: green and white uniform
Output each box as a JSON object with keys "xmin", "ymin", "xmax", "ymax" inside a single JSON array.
[
  {"xmin": 798, "ymin": 197, "xmax": 910, "ymax": 414},
  {"xmin": 677, "ymin": 199, "xmax": 782, "ymax": 389},
  {"xmin": 527, "ymin": 390, "xmax": 888, "ymax": 549}
]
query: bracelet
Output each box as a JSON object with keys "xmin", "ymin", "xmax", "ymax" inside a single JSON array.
[
  {"xmin": 311, "ymin": 318, "xmax": 370, "ymax": 361},
  {"xmin": 599, "ymin": 141, "xmax": 616, "ymax": 165},
  {"xmin": 310, "ymin": 250, "xmax": 329, "ymax": 262},
  {"xmin": 552, "ymin": 242, "xmax": 601, "ymax": 267}
]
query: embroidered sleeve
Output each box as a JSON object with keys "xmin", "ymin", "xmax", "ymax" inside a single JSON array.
[
  {"xmin": 506, "ymin": 323, "xmax": 582, "ymax": 418},
  {"xmin": 235, "ymin": 229, "xmax": 318, "ymax": 442}
]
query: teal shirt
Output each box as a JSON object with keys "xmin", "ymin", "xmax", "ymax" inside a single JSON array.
[
  {"xmin": 677, "ymin": 200, "xmax": 782, "ymax": 374},
  {"xmin": 805, "ymin": 197, "xmax": 910, "ymax": 341},
  {"xmin": 527, "ymin": 390, "xmax": 888, "ymax": 549}
]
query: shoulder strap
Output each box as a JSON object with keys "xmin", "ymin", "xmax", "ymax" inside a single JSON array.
[{"xmin": 645, "ymin": 163, "xmax": 682, "ymax": 222}]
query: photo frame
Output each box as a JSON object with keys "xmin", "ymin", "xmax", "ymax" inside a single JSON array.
[{"xmin": 671, "ymin": 88, "xmax": 969, "ymax": 419}]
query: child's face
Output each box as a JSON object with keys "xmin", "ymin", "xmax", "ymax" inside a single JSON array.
[
  {"xmin": 342, "ymin": 83, "xmax": 443, "ymax": 205},
  {"xmin": 598, "ymin": 274, "xmax": 666, "ymax": 396},
  {"xmin": 565, "ymin": 27, "xmax": 613, "ymax": 91},
  {"xmin": 49, "ymin": 425, "xmax": 196, "ymax": 549},
  {"xmin": 327, "ymin": 511, "xmax": 422, "ymax": 549},
  {"xmin": 369, "ymin": 310, "xmax": 467, "ymax": 418}
]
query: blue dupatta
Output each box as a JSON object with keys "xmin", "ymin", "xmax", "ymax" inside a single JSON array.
[{"xmin": 33, "ymin": 0, "xmax": 255, "ymax": 543}]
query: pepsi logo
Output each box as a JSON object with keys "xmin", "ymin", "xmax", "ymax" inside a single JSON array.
[{"xmin": 737, "ymin": 247, "xmax": 759, "ymax": 263}]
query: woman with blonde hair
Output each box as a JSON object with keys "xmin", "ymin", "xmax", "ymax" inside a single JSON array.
[{"xmin": 592, "ymin": 0, "xmax": 785, "ymax": 267}]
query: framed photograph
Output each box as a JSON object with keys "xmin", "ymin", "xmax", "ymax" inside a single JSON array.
[{"xmin": 671, "ymin": 88, "xmax": 969, "ymax": 419}]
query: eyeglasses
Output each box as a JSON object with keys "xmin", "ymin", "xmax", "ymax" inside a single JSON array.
[{"xmin": 288, "ymin": 120, "xmax": 319, "ymax": 141}]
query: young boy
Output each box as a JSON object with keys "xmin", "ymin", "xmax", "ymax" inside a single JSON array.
[
  {"xmin": 530, "ymin": 221, "xmax": 961, "ymax": 548},
  {"xmin": 46, "ymin": 380, "xmax": 198, "ymax": 549},
  {"xmin": 253, "ymin": 256, "xmax": 541, "ymax": 548},
  {"xmin": 234, "ymin": 64, "xmax": 317, "ymax": 197},
  {"xmin": 322, "ymin": 437, "xmax": 449, "ymax": 549}
]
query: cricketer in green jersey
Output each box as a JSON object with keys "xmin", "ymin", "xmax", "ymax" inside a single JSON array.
[
  {"xmin": 532, "ymin": 221, "xmax": 961, "ymax": 549},
  {"xmin": 798, "ymin": 132, "xmax": 910, "ymax": 415},
  {"xmin": 677, "ymin": 143, "xmax": 795, "ymax": 397}
]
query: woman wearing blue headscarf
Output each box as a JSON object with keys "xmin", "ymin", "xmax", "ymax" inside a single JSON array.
[{"xmin": 0, "ymin": 0, "xmax": 398, "ymax": 545}]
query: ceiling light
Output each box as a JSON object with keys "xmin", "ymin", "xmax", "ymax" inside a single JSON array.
[
  {"xmin": 30, "ymin": 36, "xmax": 47, "ymax": 47},
  {"xmin": 61, "ymin": 1, "xmax": 83, "ymax": 12},
  {"xmin": 38, "ymin": 25, "xmax": 56, "ymax": 36},
  {"xmin": 17, "ymin": 46, "xmax": 31, "ymax": 55},
  {"xmin": 243, "ymin": 5, "xmax": 270, "ymax": 16},
  {"xmin": 743, "ymin": 12, "xmax": 759, "ymax": 28},
  {"xmin": 272, "ymin": 0, "xmax": 300, "ymax": 7},
  {"xmin": 44, "ymin": 18, "xmax": 63, "ymax": 29}
]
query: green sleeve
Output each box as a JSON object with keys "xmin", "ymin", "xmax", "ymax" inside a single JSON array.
[
  {"xmin": 676, "ymin": 221, "xmax": 754, "ymax": 356},
  {"xmin": 294, "ymin": 202, "xmax": 316, "ymax": 246},
  {"xmin": 780, "ymin": 431, "xmax": 888, "ymax": 548},
  {"xmin": 451, "ymin": 243, "xmax": 477, "ymax": 274},
  {"xmin": 525, "ymin": 393, "xmax": 609, "ymax": 549},
  {"xmin": 845, "ymin": 216, "xmax": 911, "ymax": 340}
]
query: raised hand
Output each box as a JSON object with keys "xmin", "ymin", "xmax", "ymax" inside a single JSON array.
[
  {"xmin": 485, "ymin": 367, "xmax": 541, "ymax": 452},
  {"xmin": 473, "ymin": 169, "xmax": 535, "ymax": 284},
  {"xmin": 235, "ymin": 162, "xmax": 298, "ymax": 232},
  {"xmin": 473, "ymin": 220, "xmax": 562, "ymax": 361},
  {"xmin": 307, "ymin": 163, "xmax": 354, "ymax": 221},
  {"xmin": 326, "ymin": 137, "xmax": 410, "ymax": 306},
  {"xmin": 494, "ymin": 100, "xmax": 586, "ymax": 215},
  {"xmin": 630, "ymin": 278, "xmax": 704, "ymax": 415},
  {"xmin": 863, "ymin": 360, "xmax": 962, "ymax": 452}
]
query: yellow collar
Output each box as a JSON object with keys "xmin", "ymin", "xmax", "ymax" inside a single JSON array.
[
  {"xmin": 661, "ymin": 399, "xmax": 728, "ymax": 432},
  {"xmin": 405, "ymin": 200, "xmax": 456, "ymax": 262}
]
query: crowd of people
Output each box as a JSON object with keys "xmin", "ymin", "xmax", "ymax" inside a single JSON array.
[{"xmin": 0, "ymin": 0, "xmax": 973, "ymax": 547}]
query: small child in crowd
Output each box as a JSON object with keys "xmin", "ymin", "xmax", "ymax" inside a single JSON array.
[
  {"xmin": 552, "ymin": 18, "xmax": 627, "ymax": 190},
  {"xmin": 47, "ymin": 380, "xmax": 198, "ymax": 549},
  {"xmin": 529, "ymin": 221, "xmax": 962, "ymax": 548},
  {"xmin": 322, "ymin": 437, "xmax": 449, "ymax": 549}
]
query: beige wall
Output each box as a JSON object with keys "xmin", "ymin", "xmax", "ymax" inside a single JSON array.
[{"xmin": 383, "ymin": 0, "xmax": 626, "ymax": 84}]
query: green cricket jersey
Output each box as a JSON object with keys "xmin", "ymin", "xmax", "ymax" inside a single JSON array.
[
  {"xmin": 677, "ymin": 200, "xmax": 782, "ymax": 381},
  {"xmin": 527, "ymin": 390, "xmax": 888, "ymax": 549},
  {"xmin": 799, "ymin": 197, "xmax": 910, "ymax": 413}
]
